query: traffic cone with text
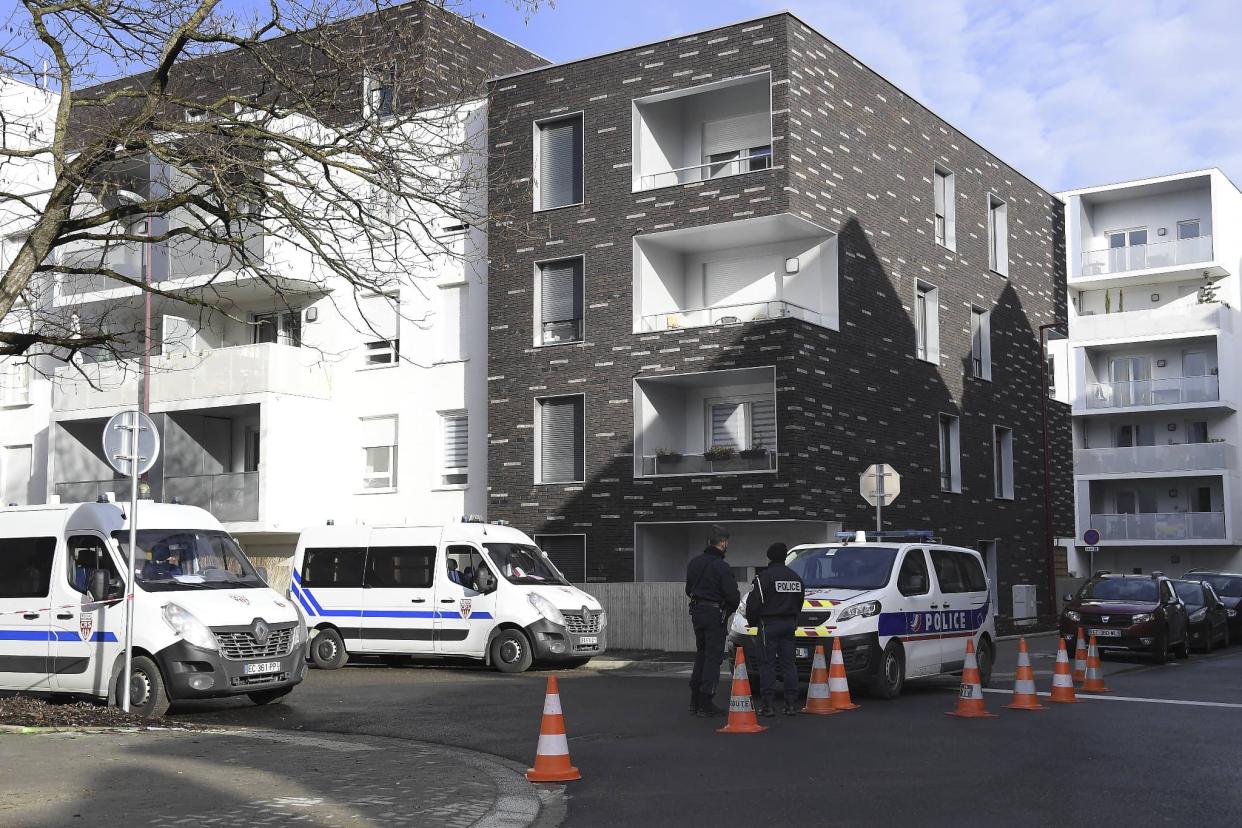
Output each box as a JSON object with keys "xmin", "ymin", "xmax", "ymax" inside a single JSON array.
[
  {"xmin": 718, "ymin": 646, "xmax": 768, "ymax": 734},
  {"xmin": 827, "ymin": 637, "xmax": 860, "ymax": 711},
  {"xmin": 1072, "ymin": 627, "xmax": 1088, "ymax": 683},
  {"xmin": 1080, "ymin": 635, "xmax": 1111, "ymax": 693},
  {"xmin": 801, "ymin": 644, "xmax": 839, "ymax": 715},
  {"xmin": 1048, "ymin": 637, "xmax": 1081, "ymax": 704},
  {"xmin": 946, "ymin": 638, "xmax": 997, "ymax": 718},
  {"xmin": 1005, "ymin": 637, "xmax": 1046, "ymax": 711},
  {"xmin": 526, "ymin": 676, "xmax": 581, "ymax": 782}
]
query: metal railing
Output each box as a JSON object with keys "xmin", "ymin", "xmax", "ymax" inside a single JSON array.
[
  {"xmin": 638, "ymin": 150, "xmax": 772, "ymax": 191},
  {"xmin": 639, "ymin": 299, "xmax": 819, "ymax": 333},
  {"xmin": 1080, "ymin": 235, "xmax": 1213, "ymax": 277},
  {"xmin": 55, "ymin": 479, "xmax": 130, "ymax": 503},
  {"xmin": 1085, "ymin": 375, "xmax": 1219, "ymax": 409},
  {"xmin": 163, "ymin": 471, "xmax": 259, "ymax": 522},
  {"xmin": 1075, "ymin": 442, "xmax": 1234, "ymax": 476},
  {"xmin": 640, "ymin": 450, "xmax": 776, "ymax": 476},
  {"xmin": 1089, "ymin": 512, "xmax": 1226, "ymax": 541}
]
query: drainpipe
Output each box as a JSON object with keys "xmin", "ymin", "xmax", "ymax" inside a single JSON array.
[{"xmin": 1039, "ymin": 321, "xmax": 1067, "ymax": 618}]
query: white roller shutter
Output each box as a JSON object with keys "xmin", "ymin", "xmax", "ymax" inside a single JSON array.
[
  {"xmin": 439, "ymin": 284, "xmax": 466, "ymax": 361},
  {"xmin": 360, "ymin": 415, "xmax": 397, "ymax": 449},
  {"xmin": 750, "ymin": 398, "xmax": 776, "ymax": 450},
  {"xmin": 539, "ymin": 396, "xmax": 583, "ymax": 483},
  {"xmin": 702, "ymin": 113, "xmax": 770, "ymax": 157},
  {"xmin": 540, "ymin": 259, "xmax": 583, "ymax": 326},
  {"xmin": 710, "ymin": 403, "xmax": 746, "ymax": 450},
  {"xmin": 703, "ymin": 257, "xmax": 767, "ymax": 308},
  {"xmin": 442, "ymin": 413, "xmax": 468, "ymax": 471},
  {"xmin": 360, "ymin": 293, "xmax": 399, "ymax": 341},
  {"xmin": 3, "ymin": 445, "xmax": 31, "ymax": 506},
  {"xmin": 538, "ymin": 116, "xmax": 583, "ymax": 209}
]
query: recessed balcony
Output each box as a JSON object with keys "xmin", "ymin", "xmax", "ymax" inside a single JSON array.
[
  {"xmin": 1080, "ymin": 475, "xmax": 1230, "ymax": 543},
  {"xmin": 1080, "ymin": 234, "xmax": 1213, "ymax": 278}
]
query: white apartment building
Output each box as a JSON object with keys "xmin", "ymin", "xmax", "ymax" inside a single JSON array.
[{"xmin": 1058, "ymin": 169, "xmax": 1242, "ymax": 576}]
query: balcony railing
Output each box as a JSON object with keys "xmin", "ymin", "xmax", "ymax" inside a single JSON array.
[
  {"xmin": 640, "ymin": 299, "xmax": 818, "ymax": 333},
  {"xmin": 1075, "ymin": 442, "xmax": 1234, "ymax": 476},
  {"xmin": 1085, "ymin": 376, "xmax": 1219, "ymax": 409},
  {"xmin": 55, "ymin": 479, "xmax": 130, "ymax": 503},
  {"xmin": 164, "ymin": 472, "xmax": 259, "ymax": 522},
  {"xmin": 638, "ymin": 150, "xmax": 772, "ymax": 191},
  {"xmin": 1080, "ymin": 235, "xmax": 1212, "ymax": 277},
  {"xmin": 1089, "ymin": 512, "xmax": 1226, "ymax": 541},
  {"xmin": 640, "ymin": 450, "xmax": 775, "ymax": 476},
  {"xmin": 1073, "ymin": 302, "xmax": 1227, "ymax": 342}
]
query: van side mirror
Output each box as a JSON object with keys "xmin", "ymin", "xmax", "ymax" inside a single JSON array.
[
  {"xmin": 256, "ymin": 566, "xmax": 269, "ymax": 584},
  {"xmin": 88, "ymin": 569, "xmax": 110, "ymax": 603},
  {"xmin": 1062, "ymin": 593, "xmax": 1074, "ymax": 603}
]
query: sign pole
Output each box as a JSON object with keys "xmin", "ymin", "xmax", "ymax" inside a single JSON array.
[
  {"xmin": 122, "ymin": 412, "xmax": 140, "ymax": 713},
  {"xmin": 875, "ymin": 470, "xmax": 884, "ymax": 534}
]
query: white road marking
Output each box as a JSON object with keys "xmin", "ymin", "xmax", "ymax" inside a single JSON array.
[{"xmin": 982, "ymin": 688, "xmax": 1242, "ymax": 709}]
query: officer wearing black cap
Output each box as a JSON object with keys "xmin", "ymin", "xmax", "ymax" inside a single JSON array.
[
  {"xmin": 685, "ymin": 525, "xmax": 740, "ymax": 717},
  {"xmin": 745, "ymin": 542, "xmax": 805, "ymax": 717}
]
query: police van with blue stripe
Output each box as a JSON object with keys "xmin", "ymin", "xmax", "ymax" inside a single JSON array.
[
  {"xmin": 292, "ymin": 518, "xmax": 607, "ymax": 673},
  {"xmin": 729, "ymin": 530, "xmax": 995, "ymax": 698}
]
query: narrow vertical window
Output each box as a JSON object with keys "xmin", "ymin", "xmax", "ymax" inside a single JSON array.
[
  {"xmin": 969, "ymin": 306, "xmax": 991, "ymax": 380},
  {"xmin": 933, "ymin": 166, "xmax": 956, "ymax": 250},
  {"xmin": 938, "ymin": 414, "xmax": 960, "ymax": 493},
  {"xmin": 915, "ymin": 281, "xmax": 939, "ymax": 363},
  {"xmin": 440, "ymin": 412, "xmax": 468, "ymax": 486},
  {"xmin": 537, "ymin": 395, "xmax": 585, "ymax": 484},
  {"xmin": 988, "ymin": 195, "xmax": 1008, "ymax": 274},
  {"xmin": 439, "ymin": 284, "xmax": 467, "ymax": 362},
  {"xmin": 993, "ymin": 426, "xmax": 1014, "ymax": 499},
  {"xmin": 363, "ymin": 68, "xmax": 395, "ymax": 119},
  {"xmin": 537, "ymin": 258, "xmax": 584, "ymax": 345},
  {"xmin": 360, "ymin": 416, "xmax": 398, "ymax": 490},
  {"xmin": 0, "ymin": 359, "xmax": 30, "ymax": 406},
  {"xmin": 535, "ymin": 114, "xmax": 584, "ymax": 210},
  {"xmin": 360, "ymin": 293, "xmax": 400, "ymax": 365}
]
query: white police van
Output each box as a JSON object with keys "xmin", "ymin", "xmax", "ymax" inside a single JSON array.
[
  {"xmin": 291, "ymin": 518, "xmax": 606, "ymax": 673},
  {"xmin": 729, "ymin": 530, "xmax": 995, "ymax": 698},
  {"xmin": 0, "ymin": 500, "xmax": 307, "ymax": 716}
]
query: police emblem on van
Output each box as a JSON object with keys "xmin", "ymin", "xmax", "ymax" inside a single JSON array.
[
  {"xmin": 909, "ymin": 613, "xmax": 923, "ymax": 634},
  {"xmin": 231, "ymin": 595, "xmax": 251, "ymax": 606},
  {"xmin": 460, "ymin": 599, "xmax": 472, "ymax": 619},
  {"xmin": 79, "ymin": 613, "xmax": 94, "ymax": 641}
]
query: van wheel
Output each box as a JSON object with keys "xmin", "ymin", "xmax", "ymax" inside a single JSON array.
[
  {"xmin": 490, "ymin": 629, "xmax": 533, "ymax": 674},
  {"xmin": 310, "ymin": 629, "xmax": 348, "ymax": 670},
  {"xmin": 248, "ymin": 687, "xmax": 294, "ymax": 706},
  {"xmin": 120, "ymin": 656, "xmax": 170, "ymax": 718},
  {"xmin": 869, "ymin": 641, "xmax": 905, "ymax": 700},
  {"xmin": 975, "ymin": 638, "xmax": 994, "ymax": 689}
]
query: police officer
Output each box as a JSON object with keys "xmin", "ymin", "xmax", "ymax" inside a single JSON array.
[
  {"xmin": 685, "ymin": 526, "xmax": 740, "ymax": 717},
  {"xmin": 745, "ymin": 542, "xmax": 805, "ymax": 717}
]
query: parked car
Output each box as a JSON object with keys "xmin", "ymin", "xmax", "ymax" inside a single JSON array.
[
  {"xmin": 1060, "ymin": 572, "xmax": 1190, "ymax": 664},
  {"xmin": 1182, "ymin": 570, "xmax": 1242, "ymax": 637},
  {"xmin": 1172, "ymin": 579, "xmax": 1230, "ymax": 652}
]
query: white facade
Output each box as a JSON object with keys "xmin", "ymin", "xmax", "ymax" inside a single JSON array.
[{"xmin": 1058, "ymin": 169, "xmax": 1242, "ymax": 576}]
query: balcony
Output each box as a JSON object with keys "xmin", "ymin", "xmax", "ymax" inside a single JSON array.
[
  {"xmin": 632, "ymin": 73, "xmax": 773, "ymax": 193},
  {"xmin": 53, "ymin": 343, "xmax": 331, "ymax": 413},
  {"xmin": 164, "ymin": 471, "xmax": 259, "ymax": 522},
  {"xmin": 1075, "ymin": 442, "xmax": 1235, "ymax": 476},
  {"xmin": 640, "ymin": 449, "xmax": 776, "ymax": 476},
  {"xmin": 640, "ymin": 298, "xmax": 820, "ymax": 333},
  {"xmin": 1073, "ymin": 302, "xmax": 1228, "ymax": 344},
  {"xmin": 1085, "ymin": 376, "xmax": 1220, "ymax": 410},
  {"xmin": 1089, "ymin": 512, "xmax": 1226, "ymax": 541},
  {"xmin": 1081, "ymin": 235, "xmax": 1213, "ymax": 278},
  {"xmin": 54, "ymin": 479, "xmax": 129, "ymax": 503}
]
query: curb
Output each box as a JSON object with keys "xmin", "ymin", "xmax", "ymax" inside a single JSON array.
[{"xmin": 0, "ymin": 724, "xmax": 190, "ymax": 735}]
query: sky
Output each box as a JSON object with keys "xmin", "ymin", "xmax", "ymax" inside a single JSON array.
[{"xmin": 463, "ymin": 0, "xmax": 1242, "ymax": 194}]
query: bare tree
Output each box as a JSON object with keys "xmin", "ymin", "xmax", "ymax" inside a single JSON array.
[{"xmin": 0, "ymin": 0, "xmax": 545, "ymax": 363}]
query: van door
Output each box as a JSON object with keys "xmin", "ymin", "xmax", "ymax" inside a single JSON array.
[
  {"xmin": 0, "ymin": 535, "xmax": 56, "ymax": 691},
  {"xmin": 435, "ymin": 545, "xmax": 497, "ymax": 657},
  {"xmin": 51, "ymin": 534, "xmax": 124, "ymax": 695},
  {"xmin": 891, "ymin": 547, "xmax": 941, "ymax": 677},
  {"xmin": 931, "ymin": 548, "xmax": 990, "ymax": 671},
  {"xmin": 359, "ymin": 534, "xmax": 437, "ymax": 655},
  {"xmin": 296, "ymin": 539, "xmax": 366, "ymax": 652}
]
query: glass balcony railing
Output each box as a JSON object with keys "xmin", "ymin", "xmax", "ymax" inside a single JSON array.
[
  {"xmin": 1074, "ymin": 442, "xmax": 1234, "ymax": 475},
  {"xmin": 1089, "ymin": 512, "xmax": 1226, "ymax": 541},
  {"xmin": 55, "ymin": 479, "xmax": 131, "ymax": 503},
  {"xmin": 1085, "ymin": 376, "xmax": 1219, "ymax": 409},
  {"xmin": 639, "ymin": 450, "xmax": 776, "ymax": 477},
  {"xmin": 639, "ymin": 299, "xmax": 819, "ymax": 333},
  {"xmin": 1080, "ymin": 235, "xmax": 1212, "ymax": 277},
  {"xmin": 164, "ymin": 471, "xmax": 259, "ymax": 522}
]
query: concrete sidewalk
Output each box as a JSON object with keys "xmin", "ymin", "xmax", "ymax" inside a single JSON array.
[{"xmin": 0, "ymin": 727, "xmax": 564, "ymax": 827}]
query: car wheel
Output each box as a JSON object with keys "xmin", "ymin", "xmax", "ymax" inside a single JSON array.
[
  {"xmin": 490, "ymin": 629, "xmax": 534, "ymax": 674},
  {"xmin": 248, "ymin": 686, "xmax": 294, "ymax": 706},
  {"xmin": 1151, "ymin": 631, "xmax": 1169, "ymax": 664},
  {"xmin": 975, "ymin": 638, "xmax": 995, "ymax": 689},
  {"xmin": 869, "ymin": 640, "xmax": 904, "ymax": 700},
  {"xmin": 119, "ymin": 655, "xmax": 170, "ymax": 718},
  {"xmin": 1174, "ymin": 633, "xmax": 1190, "ymax": 660},
  {"xmin": 310, "ymin": 628, "xmax": 348, "ymax": 670},
  {"xmin": 1197, "ymin": 629, "xmax": 1212, "ymax": 654}
]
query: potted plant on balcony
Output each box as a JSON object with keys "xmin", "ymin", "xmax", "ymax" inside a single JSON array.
[
  {"xmin": 654, "ymin": 447, "xmax": 685, "ymax": 474},
  {"xmin": 738, "ymin": 444, "xmax": 771, "ymax": 470},
  {"xmin": 704, "ymin": 443, "xmax": 741, "ymax": 471}
]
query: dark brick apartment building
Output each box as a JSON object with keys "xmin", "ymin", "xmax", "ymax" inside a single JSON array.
[{"xmin": 484, "ymin": 12, "xmax": 1072, "ymax": 622}]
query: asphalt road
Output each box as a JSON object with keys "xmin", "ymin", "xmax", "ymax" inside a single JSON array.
[{"xmin": 168, "ymin": 638, "xmax": 1242, "ymax": 826}]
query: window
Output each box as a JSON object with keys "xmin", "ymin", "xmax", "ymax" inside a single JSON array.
[
  {"xmin": 1177, "ymin": 220, "xmax": 1200, "ymax": 240},
  {"xmin": 933, "ymin": 166, "xmax": 955, "ymax": 250},
  {"xmin": 536, "ymin": 395, "xmax": 585, "ymax": 484},
  {"xmin": 1107, "ymin": 228, "xmax": 1148, "ymax": 271},
  {"xmin": 957, "ymin": 552, "xmax": 989, "ymax": 592},
  {"xmin": 1186, "ymin": 420, "xmax": 1209, "ymax": 444},
  {"xmin": 360, "ymin": 293, "xmax": 400, "ymax": 366},
  {"xmin": 360, "ymin": 415, "xmax": 398, "ymax": 490},
  {"xmin": 1045, "ymin": 355, "xmax": 1056, "ymax": 397},
  {"xmin": 938, "ymin": 414, "xmax": 960, "ymax": 493},
  {"xmin": 244, "ymin": 427, "xmax": 260, "ymax": 473},
  {"xmin": 707, "ymin": 397, "xmax": 776, "ymax": 453},
  {"xmin": 1195, "ymin": 487, "xmax": 1213, "ymax": 513},
  {"xmin": 897, "ymin": 550, "xmax": 930, "ymax": 597},
  {"xmin": 366, "ymin": 546, "xmax": 435, "ymax": 589},
  {"xmin": 0, "ymin": 537, "xmax": 55, "ymax": 598},
  {"xmin": 969, "ymin": 306, "xmax": 991, "ymax": 380},
  {"xmin": 0, "ymin": 359, "xmax": 30, "ymax": 406},
  {"xmin": 363, "ymin": 68, "xmax": 395, "ymax": 120},
  {"xmin": 302, "ymin": 547, "xmax": 366, "ymax": 588},
  {"xmin": 438, "ymin": 283, "xmax": 468, "ymax": 362},
  {"xmin": 987, "ymin": 195, "xmax": 1008, "ymax": 275},
  {"xmin": 537, "ymin": 258, "xmax": 584, "ymax": 345},
  {"xmin": 930, "ymin": 549, "xmax": 985, "ymax": 594},
  {"xmin": 535, "ymin": 535, "xmax": 586, "ymax": 582},
  {"xmin": 915, "ymin": 281, "xmax": 939, "ymax": 362},
  {"xmin": 701, "ymin": 112, "xmax": 772, "ymax": 180},
  {"xmin": 253, "ymin": 310, "xmax": 301, "ymax": 347},
  {"xmin": 993, "ymin": 426, "xmax": 1014, "ymax": 500},
  {"xmin": 535, "ymin": 114, "xmax": 583, "ymax": 210},
  {"xmin": 67, "ymin": 535, "xmax": 120, "ymax": 593},
  {"xmin": 446, "ymin": 544, "xmax": 487, "ymax": 591},
  {"xmin": 440, "ymin": 411, "xmax": 468, "ymax": 486}
]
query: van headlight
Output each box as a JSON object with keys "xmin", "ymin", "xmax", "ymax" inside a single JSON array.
[
  {"xmin": 528, "ymin": 593, "xmax": 565, "ymax": 626},
  {"xmin": 162, "ymin": 603, "xmax": 219, "ymax": 651},
  {"xmin": 1131, "ymin": 613, "xmax": 1153, "ymax": 624},
  {"xmin": 597, "ymin": 610, "xmax": 608, "ymax": 630},
  {"xmin": 291, "ymin": 604, "xmax": 308, "ymax": 647},
  {"xmin": 836, "ymin": 600, "xmax": 881, "ymax": 621}
]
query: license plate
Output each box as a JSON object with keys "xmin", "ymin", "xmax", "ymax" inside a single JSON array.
[
  {"xmin": 1088, "ymin": 628, "xmax": 1122, "ymax": 638},
  {"xmin": 796, "ymin": 647, "xmax": 810, "ymax": 659},
  {"xmin": 578, "ymin": 636, "xmax": 597, "ymax": 645},
  {"xmin": 244, "ymin": 661, "xmax": 281, "ymax": 675}
]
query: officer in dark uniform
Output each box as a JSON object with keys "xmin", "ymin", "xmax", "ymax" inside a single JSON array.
[
  {"xmin": 685, "ymin": 526, "xmax": 740, "ymax": 717},
  {"xmin": 745, "ymin": 542, "xmax": 805, "ymax": 717}
]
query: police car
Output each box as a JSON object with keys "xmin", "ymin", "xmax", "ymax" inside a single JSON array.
[{"xmin": 729, "ymin": 530, "xmax": 995, "ymax": 699}]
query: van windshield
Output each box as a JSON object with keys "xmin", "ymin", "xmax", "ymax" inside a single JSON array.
[
  {"xmin": 483, "ymin": 543, "xmax": 569, "ymax": 586},
  {"xmin": 112, "ymin": 529, "xmax": 263, "ymax": 591},
  {"xmin": 786, "ymin": 545, "xmax": 898, "ymax": 590}
]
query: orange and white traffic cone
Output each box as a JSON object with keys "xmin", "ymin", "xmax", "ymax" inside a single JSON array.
[
  {"xmin": 1048, "ymin": 637, "xmax": 1081, "ymax": 704},
  {"xmin": 1005, "ymin": 637, "xmax": 1046, "ymax": 711},
  {"xmin": 718, "ymin": 646, "xmax": 767, "ymax": 734},
  {"xmin": 1081, "ymin": 635, "xmax": 1111, "ymax": 693},
  {"xmin": 946, "ymin": 638, "xmax": 997, "ymax": 718},
  {"xmin": 526, "ymin": 675, "xmax": 581, "ymax": 782},
  {"xmin": 827, "ymin": 637, "xmax": 860, "ymax": 711},
  {"xmin": 801, "ymin": 644, "xmax": 838, "ymax": 716},
  {"xmin": 1072, "ymin": 627, "xmax": 1088, "ymax": 683}
]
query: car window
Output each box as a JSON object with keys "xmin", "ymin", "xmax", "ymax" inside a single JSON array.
[
  {"xmin": 1199, "ymin": 575, "xmax": 1242, "ymax": 598},
  {"xmin": 302, "ymin": 547, "xmax": 366, "ymax": 588},
  {"xmin": 445, "ymin": 545, "xmax": 486, "ymax": 593},
  {"xmin": 1173, "ymin": 581, "xmax": 1204, "ymax": 606},
  {"xmin": 366, "ymin": 546, "xmax": 435, "ymax": 589},
  {"xmin": 956, "ymin": 552, "xmax": 988, "ymax": 592},
  {"xmin": 1164, "ymin": 581, "xmax": 1178, "ymax": 603},
  {"xmin": 897, "ymin": 550, "xmax": 930, "ymax": 596},
  {"xmin": 1080, "ymin": 578, "xmax": 1159, "ymax": 601},
  {"xmin": 0, "ymin": 536, "xmax": 56, "ymax": 598},
  {"xmin": 930, "ymin": 549, "xmax": 967, "ymax": 593},
  {"xmin": 67, "ymin": 535, "xmax": 121, "ymax": 593}
]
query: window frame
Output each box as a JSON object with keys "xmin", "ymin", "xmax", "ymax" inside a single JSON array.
[
  {"xmin": 933, "ymin": 164, "xmax": 956, "ymax": 251},
  {"xmin": 533, "ymin": 533, "xmax": 587, "ymax": 583},
  {"xmin": 359, "ymin": 292, "xmax": 401, "ymax": 369},
  {"xmin": 534, "ymin": 393, "xmax": 586, "ymax": 485},
  {"xmin": 436, "ymin": 281, "xmax": 469, "ymax": 364},
  {"xmin": 533, "ymin": 254, "xmax": 586, "ymax": 347},
  {"xmin": 938, "ymin": 413, "xmax": 961, "ymax": 493},
  {"xmin": 301, "ymin": 546, "xmax": 367, "ymax": 589},
  {"xmin": 65, "ymin": 533, "xmax": 121, "ymax": 594},
  {"xmin": 438, "ymin": 410, "xmax": 469, "ymax": 489},
  {"xmin": 896, "ymin": 549, "xmax": 931, "ymax": 597},
  {"xmin": 1177, "ymin": 219, "xmax": 1201, "ymax": 241},
  {"xmin": 969, "ymin": 305, "xmax": 992, "ymax": 381},
  {"xmin": 987, "ymin": 194, "xmax": 1009, "ymax": 276},
  {"xmin": 359, "ymin": 414, "xmax": 399, "ymax": 492},
  {"xmin": 993, "ymin": 425, "xmax": 1014, "ymax": 500},
  {"xmin": 0, "ymin": 359, "xmax": 31, "ymax": 407},
  {"xmin": 364, "ymin": 545, "xmax": 436, "ymax": 590},
  {"xmin": 914, "ymin": 280, "xmax": 940, "ymax": 363},
  {"xmin": 533, "ymin": 111, "xmax": 586, "ymax": 213}
]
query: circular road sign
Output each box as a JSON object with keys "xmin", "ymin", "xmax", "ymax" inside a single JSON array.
[
  {"xmin": 102, "ymin": 410, "xmax": 160, "ymax": 477},
  {"xmin": 1083, "ymin": 528, "xmax": 1101, "ymax": 546}
]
